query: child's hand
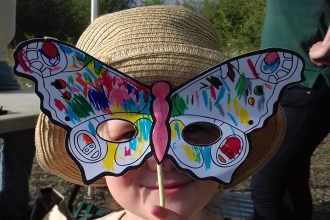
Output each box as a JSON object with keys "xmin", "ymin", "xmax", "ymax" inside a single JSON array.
[{"xmin": 150, "ymin": 205, "xmax": 187, "ymax": 220}]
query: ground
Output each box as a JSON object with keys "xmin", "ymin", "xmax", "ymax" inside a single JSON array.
[{"xmin": 27, "ymin": 136, "xmax": 330, "ymax": 219}]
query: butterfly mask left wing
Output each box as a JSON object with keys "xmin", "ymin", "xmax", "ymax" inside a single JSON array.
[{"xmin": 14, "ymin": 39, "xmax": 154, "ymax": 184}]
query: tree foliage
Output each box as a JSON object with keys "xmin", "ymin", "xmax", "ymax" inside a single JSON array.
[
  {"xmin": 200, "ymin": 0, "xmax": 266, "ymax": 54},
  {"xmin": 14, "ymin": 0, "xmax": 266, "ymax": 54},
  {"xmin": 15, "ymin": 0, "xmax": 135, "ymax": 45},
  {"xmin": 140, "ymin": 0, "xmax": 165, "ymax": 6}
]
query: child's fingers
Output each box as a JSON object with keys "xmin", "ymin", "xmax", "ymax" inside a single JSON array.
[{"xmin": 149, "ymin": 205, "xmax": 187, "ymax": 220}]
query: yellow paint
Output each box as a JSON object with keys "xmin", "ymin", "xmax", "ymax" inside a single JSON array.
[
  {"xmin": 233, "ymin": 98, "xmax": 240, "ymax": 116},
  {"xmin": 227, "ymin": 103, "xmax": 231, "ymax": 112},
  {"xmin": 182, "ymin": 145, "xmax": 196, "ymax": 161},
  {"xmin": 86, "ymin": 61, "xmax": 97, "ymax": 77},
  {"xmin": 130, "ymin": 139, "xmax": 145, "ymax": 161},
  {"xmin": 232, "ymin": 97, "xmax": 250, "ymax": 126},
  {"xmin": 102, "ymin": 142, "xmax": 117, "ymax": 171},
  {"xmin": 170, "ymin": 120, "xmax": 184, "ymax": 139},
  {"xmin": 239, "ymin": 107, "xmax": 249, "ymax": 126}
]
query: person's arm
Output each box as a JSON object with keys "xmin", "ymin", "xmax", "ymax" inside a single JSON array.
[{"xmin": 309, "ymin": 25, "xmax": 330, "ymax": 66}]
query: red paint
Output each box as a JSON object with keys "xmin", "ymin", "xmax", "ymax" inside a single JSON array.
[
  {"xmin": 247, "ymin": 58, "xmax": 259, "ymax": 79},
  {"xmin": 75, "ymin": 72, "xmax": 89, "ymax": 98},
  {"xmin": 124, "ymin": 147, "xmax": 131, "ymax": 156},
  {"xmin": 54, "ymin": 98, "xmax": 67, "ymax": 111},
  {"xmin": 264, "ymin": 83, "xmax": 272, "ymax": 90},
  {"xmin": 220, "ymin": 137, "xmax": 241, "ymax": 159},
  {"xmin": 210, "ymin": 84, "xmax": 216, "ymax": 100},
  {"xmin": 109, "ymin": 87, "xmax": 130, "ymax": 106},
  {"xmin": 264, "ymin": 52, "xmax": 279, "ymax": 65},
  {"xmin": 50, "ymin": 65, "xmax": 61, "ymax": 71},
  {"xmin": 17, "ymin": 50, "xmax": 32, "ymax": 73},
  {"xmin": 151, "ymin": 82, "xmax": 170, "ymax": 162},
  {"xmin": 82, "ymin": 134, "xmax": 93, "ymax": 145},
  {"xmin": 195, "ymin": 91, "xmax": 199, "ymax": 107},
  {"xmin": 41, "ymin": 42, "xmax": 58, "ymax": 59},
  {"xmin": 70, "ymin": 86, "xmax": 79, "ymax": 93},
  {"xmin": 218, "ymin": 155, "xmax": 226, "ymax": 163}
]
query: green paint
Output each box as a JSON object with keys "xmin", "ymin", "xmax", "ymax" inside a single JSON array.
[
  {"xmin": 235, "ymin": 73, "xmax": 246, "ymax": 100},
  {"xmin": 227, "ymin": 93, "xmax": 231, "ymax": 104},
  {"xmin": 83, "ymin": 55, "xmax": 94, "ymax": 66},
  {"xmin": 67, "ymin": 94, "xmax": 95, "ymax": 118},
  {"xmin": 254, "ymin": 85, "xmax": 264, "ymax": 96},
  {"xmin": 83, "ymin": 72, "xmax": 92, "ymax": 83},
  {"xmin": 193, "ymin": 146, "xmax": 201, "ymax": 163},
  {"xmin": 68, "ymin": 75, "xmax": 74, "ymax": 85},
  {"xmin": 170, "ymin": 94, "xmax": 188, "ymax": 116}
]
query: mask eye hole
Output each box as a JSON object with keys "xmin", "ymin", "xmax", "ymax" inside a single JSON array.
[
  {"xmin": 182, "ymin": 122, "xmax": 222, "ymax": 146},
  {"xmin": 97, "ymin": 119, "xmax": 137, "ymax": 143}
]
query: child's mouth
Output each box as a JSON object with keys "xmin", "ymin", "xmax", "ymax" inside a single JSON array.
[{"xmin": 144, "ymin": 180, "xmax": 193, "ymax": 195}]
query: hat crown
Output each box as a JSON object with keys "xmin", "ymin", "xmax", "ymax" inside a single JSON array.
[{"xmin": 76, "ymin": 5, "xmax": 225, "ymax": 86}]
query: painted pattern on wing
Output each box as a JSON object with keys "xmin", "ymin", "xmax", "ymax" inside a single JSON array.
[{"xmin": 13, "ymin": 38, "xmax": 304, "ymax": 185}]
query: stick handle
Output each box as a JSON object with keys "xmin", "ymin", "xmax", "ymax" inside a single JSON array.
[{"xmin": 157, "ymin": 164, "xmax": 165, "ymax": 207}]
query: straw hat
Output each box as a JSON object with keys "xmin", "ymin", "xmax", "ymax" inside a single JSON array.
[{"xmin": 35, "ymin": 5, "xmax": 285, "ymax": 187}]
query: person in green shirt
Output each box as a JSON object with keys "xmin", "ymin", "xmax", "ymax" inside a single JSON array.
[{"xmin": 251, "ymin": 1, "xmax": 330, "ymax": 219}]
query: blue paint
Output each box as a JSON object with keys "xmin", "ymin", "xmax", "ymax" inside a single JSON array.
[
  {"xmin": 88, "ymin": 121, "xmax": 96, "ymax": 136},
  {"xmin": 200, "ymin": 146, "xmax": 211, "ymax": 170},
  {"xmin": 64, "ymin": 105, "xmax": 80, "ymax": 124},
  {"xmin": 174, "ymin": 122, "xmax": 181, "ymax": 139},
  {"xmin": 217, "ymin": 75, "xmax": 231, "ymax": 91},
  {"xmin": 202, "ymin": 89, "xmax": 208, "ymax": 108},
  {"xmin": 129, "ymin": 137, "xmax": 137, "ymax": 151},
  {"xmin": 263, "ymin": 59, "xmax": 280, "ymax": 73},
  {"xmin": 127, "ymin": 83, "xmax": 133, "ymax": 95},
  {"xmin": 214, "ymin": 86, "xmax": 225, "ymax": 106},
  {"xmin": 73, "ymin": 51, "xmax": 84, "ymax": 63},
  {"xmin": 75, "ymin": 84, "xmax": 83, "ymax": 93},
  {"xmin": 122, "ymin": 98, "xmax": 141, "ymax": 112},
  {"xmin": 61, "ymin": 44, "xmax": 74, "ymax": 54},
  {"xmin": 227, "ymin": 113, "xmax": 238, "ymax": 126},
  {"xmin": 172, "ymin": 143, "xmax": 177, "ymax": 149},
  {"xmin": 94, "ymin": 61, "xmax": 103, "ymax": 74},
  {"xmin": 88, "ymin": 87, "xmax": 110, "ymax": 111},
  {"xmin": 230, "ymin": 126, "xmax": 236, "ymax": 136},
  {"xmin": 136, "ymin": 118, "xmax": 152, "ymax": 142},
  {"xmin": 133, "ymin": 88, "xmax": 139, "ymax": 101},
  {"xmin": 140, "ymin": 94, "xmax": 151, "ymax": 114}
]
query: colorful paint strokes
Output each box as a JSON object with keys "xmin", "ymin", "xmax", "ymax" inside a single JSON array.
[{"xmin": 13, "ymin": 38, "xmax": 304, "ymax": 185}]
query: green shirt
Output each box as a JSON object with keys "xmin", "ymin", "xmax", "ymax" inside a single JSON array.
[{"xmin": 261, "ymin": 0, "xmax": 330, "ymax": 88}]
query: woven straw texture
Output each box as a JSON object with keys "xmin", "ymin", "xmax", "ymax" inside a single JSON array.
[{"xmin": 35, "ymin": 5, "xmax": 285, "ymax": 187}]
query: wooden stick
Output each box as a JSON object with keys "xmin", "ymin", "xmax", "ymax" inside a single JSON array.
[{"xmin": 157, "ymin": 163, "xmax": 165, "ymax": 207}]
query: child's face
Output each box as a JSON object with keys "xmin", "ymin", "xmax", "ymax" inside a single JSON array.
[{"xmin": 102, "ymin": 120, "xmax": 219, "ymax": 219}]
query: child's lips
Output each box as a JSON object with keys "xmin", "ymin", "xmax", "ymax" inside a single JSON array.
[{"xmin": 143, "ymin": 180, "xmax": 193, "ymax": 195}]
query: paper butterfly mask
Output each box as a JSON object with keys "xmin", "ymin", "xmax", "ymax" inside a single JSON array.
[{"xmin": 13, "ymin": 39, "xmax": 304, "ymax": 185}]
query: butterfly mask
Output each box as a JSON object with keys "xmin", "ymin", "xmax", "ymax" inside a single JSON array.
[{"xmin": 13, "ymin": 39, "xmax": 304, "ymax": 185}]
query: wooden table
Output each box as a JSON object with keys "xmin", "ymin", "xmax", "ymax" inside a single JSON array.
[{"xmin": 0, "ymin": 89, "xmax": 40, "ymax": 134}]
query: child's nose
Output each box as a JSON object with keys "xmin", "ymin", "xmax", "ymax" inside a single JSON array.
[{"xmin": 146, "ymin": 157, "xmax": 175, "ymax": 172}]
